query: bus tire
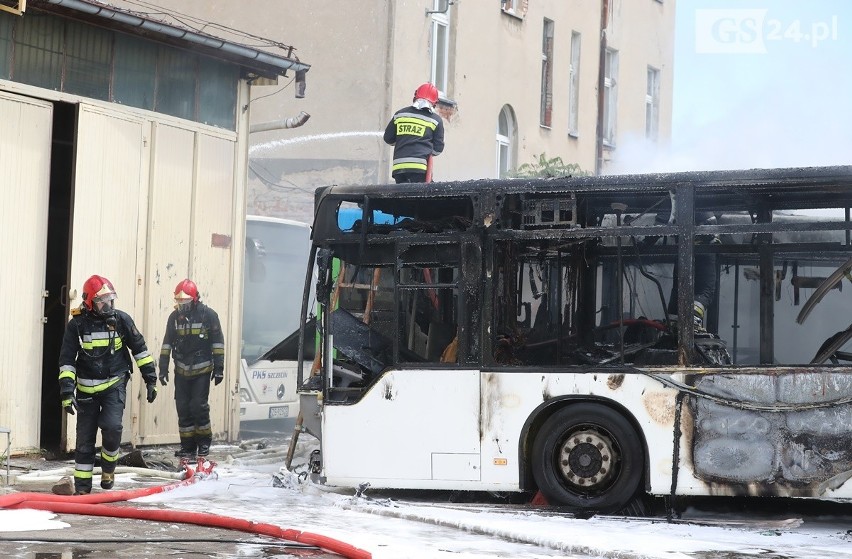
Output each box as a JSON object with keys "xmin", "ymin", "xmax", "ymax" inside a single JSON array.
[{"xmin": 531, "ymin": 402, "xmax": 644, "ymax": 514}]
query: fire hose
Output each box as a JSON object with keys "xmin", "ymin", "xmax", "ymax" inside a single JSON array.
[{"xmin": 0, "ymin": 459, "xmax": 371, "ymax": 559}]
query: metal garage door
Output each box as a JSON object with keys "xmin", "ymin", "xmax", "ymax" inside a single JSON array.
[
  {"xmin": 64, "ymin": 103, "xmax": 149, "ymax": 451},
  {"xmin": 0, "ymin": 91, "xmax": 53, "ymax": 453}
]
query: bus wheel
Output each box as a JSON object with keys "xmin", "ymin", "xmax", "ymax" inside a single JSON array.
[{"xmin": 531, "ymin": 403, "xmax": 644, "ymax": 514}]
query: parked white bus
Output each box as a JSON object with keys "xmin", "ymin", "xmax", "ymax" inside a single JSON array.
[
  {"xmin": 240, "ymin": 216, "xmax": 313, "ymax": 427},
  {"xmin": 293, "ymin": 166, "xmax": 852, "ymax": 515}
]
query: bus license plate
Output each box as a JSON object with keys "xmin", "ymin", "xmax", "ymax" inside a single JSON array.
[{"xmin": 269, "ymin": 406, "xmax": 289, "ymax": 419}]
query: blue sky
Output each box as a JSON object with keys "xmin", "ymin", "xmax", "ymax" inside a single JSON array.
[{"xmin": 667, "ymin": 0, "xmax": 852, "ymax": 170}]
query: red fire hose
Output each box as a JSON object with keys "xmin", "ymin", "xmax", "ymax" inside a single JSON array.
[{"xmin": 0, "ymin": 459, "xmax": 371, "ymax": 559}]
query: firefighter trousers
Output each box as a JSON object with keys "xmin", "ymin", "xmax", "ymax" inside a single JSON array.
[
  {"xmin": 174, "ymin": 373, "xmax": 212, "ymax": 452},
  {"xmin": 74, "ymin": 382, "xmax": 126, "ymax": 493}
]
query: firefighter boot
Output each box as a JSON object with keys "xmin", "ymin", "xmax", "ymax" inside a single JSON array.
[
  {"xmin": 174, "ymin": 440, "xmax": 197, "ymax": 458},
  {"xmin": 100, "ymin": 472, "xmax": 115, "ymax": 490},
  {"xmin": 197, "ymin": 436, "xmax": 212, "ymax": 458}
]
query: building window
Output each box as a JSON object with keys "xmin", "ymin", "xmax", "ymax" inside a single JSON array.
[
  {"xmin": 0, "ymin": 15, "xmax": 11, "ymax": 78},
  {"xmin": 13, "ymin": 14, "xmax": 63, "ymax": 91},
  {"xmin": 64, "ymin": 21, "xmax": 112, "ymax": 101},
  {"xmin": 501, "ymin": 0, "xmax": 526, "ymax": 18},
  {"xmin": 113, "ymin": 34, "xmax": 157, "ymax": 110},
  {"xmin": 603, "ymin": 48, "xmax": 618, "ymax": 146},
  {"xmin": 568, "ymin": 31, "xmax": 581, "ymax": 137},
  {"xmin": 645, "ymin": 66, "xmax": 660, "ymax": 141},
  {"xmin": 430, "ymin": 0, "xmax": 450, "ymax": 96},
  {"xmin": 496, "ymin": 105, "xmax": 516, "ymax": 178},
  {"xmin": 540, "ymin": 18, "xmax": 554, "ymax": 128}
]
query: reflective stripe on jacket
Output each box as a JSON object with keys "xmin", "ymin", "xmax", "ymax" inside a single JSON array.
[
  {"xmin": 58, "ymin": 308, "xmax": 157, "ymax": 392},
  {"xmin": 159, "ymin": 302, "xmax": 225, "ymax": 377},
  {"xmin": 383, "ymin": 105, "xmax": 445, "ymax": 177}
]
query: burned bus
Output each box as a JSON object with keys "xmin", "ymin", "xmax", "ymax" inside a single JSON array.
[{"xmin": 293, "ymin": 165, "xmax": 852, "ymax": 514}]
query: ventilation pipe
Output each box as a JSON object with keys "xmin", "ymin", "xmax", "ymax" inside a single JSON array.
[{"xmin": 250, "ymin": 111, "xmax": 311, "ymax": 133}]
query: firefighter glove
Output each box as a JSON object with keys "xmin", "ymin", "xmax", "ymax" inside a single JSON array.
[
  {"xmin": 159, "ymin": 369, "xmax": 169, "ymax": 386},
  {"xmin": 62, "ymin": 395, "xmax": 78, "ymax": 415},
  {"xmin": 212, "ymin": 368, "xmax": 224, "ymax": 386},
  {"xmin": 59, "ymin": 377, "xmax": 75, "ymax": 396},
  {"xmin": 146, "ymin": 383, "xmax": 157, "ymax": 403}
]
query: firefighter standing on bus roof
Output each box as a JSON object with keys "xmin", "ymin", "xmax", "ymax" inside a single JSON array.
[
  {"xmin": 58, "ymin": 275, "xmax": 157, "ymax": 495},
  {"xmin": 159, "ymin": 279, "xmax": 225, "ymax": 458},
  {"xmin": 383, "ymin": 82, "xmax": 445, "ymax": 183}
]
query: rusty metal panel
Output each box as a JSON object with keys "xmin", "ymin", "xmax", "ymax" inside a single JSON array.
[
  {"xmin": 0, "ymin": 91, "xmax": 52, "ymax": 453},
  {"xmin": 191, "ymin": 133, "xmax": 237, "ymax": 441},
  {"xmin": 136, "ymin": 122, "xmax": 196, "ymax": 446},
  {"xmin": 66, "ymin": 104, "xmax": 148, "ymax": 452}
]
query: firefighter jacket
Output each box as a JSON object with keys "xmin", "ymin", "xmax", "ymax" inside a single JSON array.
[
  {"xmin": 58, "ymin": 308, "xmax": 157, "ymax": 394},
  {"xmin": 383, "ymin": 105, "xmax": 445, "ymax": 177},
  {"xmin": 159, "ymin": 302, "xmax": 225, "ymax": 378}
]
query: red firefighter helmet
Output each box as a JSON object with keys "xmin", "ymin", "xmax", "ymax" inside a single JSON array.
[
  {"xmin": 174, "ymin": 278, "xmax": 199, "ymax": 312},
  {"xmin": 82, "ymin": 275, "xmax": 117, "ymax": 316},
  {"xmin": 413, "ymin": 82, "xmax": 439, "ymax": 105}
]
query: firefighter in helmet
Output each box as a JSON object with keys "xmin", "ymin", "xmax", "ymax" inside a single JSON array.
[
  {"xmin": 159, "ymin": 279, "xmax": 225, "ymax": 458},
  {"xmin": 58, "ymin": 274, "xmax": 157, "ymax": 495},
  {"xmin": 383, "ymin": 82, "xmax": 445, "ymax": 183}
]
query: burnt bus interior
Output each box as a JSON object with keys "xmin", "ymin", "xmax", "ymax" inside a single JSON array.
[{"xmin": 302, "ymin": 167, "xmax": 852, "ymax": 398}]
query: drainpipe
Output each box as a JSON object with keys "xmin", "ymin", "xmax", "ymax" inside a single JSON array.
[
  {"xmin": 595, "ymin": 0, "xmax": 610, "ymax": 176},
  {"xmin": 249, "ymin": 111, "xmax": 310, "ymax": 133},
  {"xmin": 382, "ymin": 1, "xmax": 397, "ymax": 184}
]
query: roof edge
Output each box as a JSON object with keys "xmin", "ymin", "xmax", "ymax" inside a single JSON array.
[{"xmin": 31, "ymin": 0, "xmax": 310, "ymax": 78}]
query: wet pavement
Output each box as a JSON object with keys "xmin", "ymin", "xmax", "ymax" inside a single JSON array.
[
  {"xmin": 0, "ymin": 439, "xmax": 341, "ymax": 559},
  {"xmin": 0, "ymin": 516, "xmax": 336, "ymax": 558}
]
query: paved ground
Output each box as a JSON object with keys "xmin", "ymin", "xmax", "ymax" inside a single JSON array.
[
  {"xmin": 0, "ymin": 516, "xmax": 336, "ymax": 558},
  {"xmin": 0, "ymin": 437, "xmax": 341, "ymax": 559}
]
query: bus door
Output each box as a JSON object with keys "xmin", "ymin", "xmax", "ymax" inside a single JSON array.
[{"xmin": 320, "ymin": 241, "xmax": 483, "ymax": 483}]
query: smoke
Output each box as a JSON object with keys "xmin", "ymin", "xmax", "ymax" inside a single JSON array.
[
  {"xmin": 610, "ymin": 71, "xmax": 852, "ymax": 175},
  {"xmin": 610, "ymin": 2, "xmax": 852, "ymax": 175}
]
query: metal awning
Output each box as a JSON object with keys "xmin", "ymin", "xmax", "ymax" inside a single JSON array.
[{"xmin": 29, "ymin": 0, "xmax": 309, "ymax": 79}]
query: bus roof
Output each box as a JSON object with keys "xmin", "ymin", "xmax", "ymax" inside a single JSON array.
[
  {"xmin": 316, "ymin": 165, "xmax": 852, "ymax": 204},
  {"xmin": 313, "ymin": 165, "xmax": 852, "ymax": 235}
]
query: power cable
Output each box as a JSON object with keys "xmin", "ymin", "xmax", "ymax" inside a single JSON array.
[
  {"xmin": 116, "ymin": 0, "xmax": 298, "ymax": 52},
  {"xmin": 248, "ymin": 162, "xmax": 313, "ymax": 194},
  {"xmin": 252, "ymin": 76, "xmax": 295, "ymax": 103}
]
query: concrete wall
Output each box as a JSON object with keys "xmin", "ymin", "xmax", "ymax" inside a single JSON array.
[{"xmin": 125, "ymin": 1, "xmax": 675, "ymax": 222}]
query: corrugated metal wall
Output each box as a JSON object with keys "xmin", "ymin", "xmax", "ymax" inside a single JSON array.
[{"xmin": 0, "ymin": 91, "xmax": 53, "ymax": 453}]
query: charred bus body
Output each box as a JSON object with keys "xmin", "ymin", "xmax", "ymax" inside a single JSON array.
[{"xmin": 295, "ymin": 165, "xmax": 852, "ymax": 514}]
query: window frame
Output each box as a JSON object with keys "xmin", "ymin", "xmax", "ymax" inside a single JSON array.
[
  {"xmin": 430, "ymin": 0, "xmax": 450, "ymax": 96},
  {"xmin": 540, "ymin": 18, "xmax": 554, "ymax": 128},
  {"xmin": 501, "ymin": 0, "xmax": 525, "ymax": 19},
  {"xmin": 568, "ymin": 31, "xmax": 581, "ymax": 137},
  {"xmin": 496, "ymin": 105, "xmax": 515, "ymax": 178},
  {"xmin": 645, "ymin": 65, "xmax": 661, "ymax": 141},
  {"xmin": 603, "ymin": 47, "xmax": 619, "ymax": 147}
]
